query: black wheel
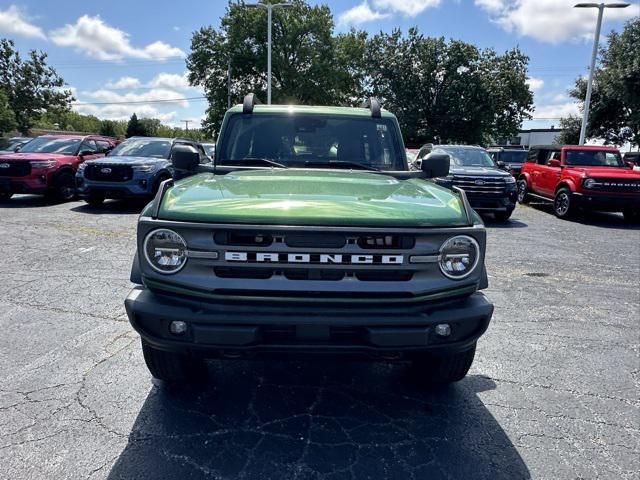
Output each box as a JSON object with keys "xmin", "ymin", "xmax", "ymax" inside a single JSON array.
[
  {"xmin": 152, "ymin": 174, "xmax": 170, "ymax": 196},
  {"xmin": 516, "ymin": 179, "xmax": 529, "ymax": 204},
  {"xmin": 623, "ymin": 208, "xmax": 640, "ymax": 224},
  {"xmin": 553, "ymin": 187, "xmax": 575, "ymax": 219},
  {"xmin": 141, "ymin": 340, "xmax": 208, "ymax": 385},
  {"xmin": 0, "ymin": 192, "xmax": 12, "ymax": 202},
  {"xmin": 412, "ymin": 344, "xmax": 476, "ymax": 385},
  {"xmin": 494, "ymin": 209, "xmax": 513, "ymax": 222},
  {"xmin": 85, "ymin": 192, "xmax": 105, "ymax": 207},
  {"xmin": 50, "ymin": 172, "xmax": 76, "ymax": 202}
]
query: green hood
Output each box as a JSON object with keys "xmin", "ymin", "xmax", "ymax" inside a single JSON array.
[{"xmin": 156, "ymin": 169, "xmax": 468, "ymax": 227}]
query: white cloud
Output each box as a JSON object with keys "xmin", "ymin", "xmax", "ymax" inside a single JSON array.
[
  {"xmin": 80, "ymin": 88, "xmax": 190, "ymax": 108},
  {"xmin": 475, "ymin": 0, "xmax": 639, "ymax": 43},
  {"xmin": 526, "ymin": 77, "xmax": 544, "ymax": 92},
  {"xmin": 0, "ymin": 5, "xmax": 46, "ymax": 40},
  {"xmin": 534, "ymin": 99, "xmax": 579, "ymax": 119},
  {"xmin": 338, "ymin": 2, "xmax": 390, "ymax": 26},
  {"xmin": 148, "ymin": 72, "xmax": 191, "ymax": 90},
  {"xmin": 105, "ymin": 76, "xmax": 141, "ymax": 89},
  {"xmin": 372, "ymin": 0, "xmax": 441, "ymax": 16},
  {"xmin": 50, "ymin": 15, "xmax": 184, "ymax": 60},
  {"xmin": 338, "ymin": 0, "xmax": 442, "ymax": 25}
]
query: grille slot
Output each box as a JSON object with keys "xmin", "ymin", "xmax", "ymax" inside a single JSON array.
[
  {"xmin": 215, "ymin": 231, "xmax": 274, "ymax": 246},
  {"xmin": 84, "ymin": 164, "xmax": 133, "ymax": 182},
  {"xmin": 215, "ymin": 267, "xmax": 273, "ymax": 279},
  {"xmin": 0, "ymin": 161, "xmax": 31, "ymax": 177},
  {"xmin": 452, "ymin": 175, "xmax": 506, "ymax": 195}
]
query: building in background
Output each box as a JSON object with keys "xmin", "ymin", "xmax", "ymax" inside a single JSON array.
[{"xmin": 510, "ymin": 128, "xmax": 564, "ymax": 148}]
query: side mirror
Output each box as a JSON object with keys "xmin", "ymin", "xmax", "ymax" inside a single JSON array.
[
  {"xmin": 625, "ymin": 160, "xmax": 635, "ymax": 169},
  {"xmin": 496, "ymin": 160, "xmax": 506, "ymax": 169},
  {"xmin": 171, "ymin": 145, "xmax": 200, "ymax": 180},
  {"xmin": 421, "ymin": 153, "xmax": 450, "ymax": 178},
  {"xmin": 548, "ymin": 158, "xmax": 561, "ymax": 168},
  {"xmin": 79, "ymin": 149, "xmax": 95, "ymax": 157}
]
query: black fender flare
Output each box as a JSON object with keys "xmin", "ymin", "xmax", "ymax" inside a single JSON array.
[{"xmin": 130, "ymin": 252, "xmax": 142, "ymax": 284}]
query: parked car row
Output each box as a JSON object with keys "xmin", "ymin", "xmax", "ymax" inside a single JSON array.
[
  {"xmin": 407, "ymin": 143, "xmax": 640, "ymax": 223},
  {"xmin": 0, "ymin": 134, "xmax": 211, "ymax": 204}
]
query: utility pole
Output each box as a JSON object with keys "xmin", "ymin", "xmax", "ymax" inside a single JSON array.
[
  {"xmin": 181, "ymin": 120, "xmax": 191, "ymax": 131},
  {"xmin": 242, "ymin": 2, "xmax": 293, "ymax": 104},
  {"xmin": 574, "ymin": 2, "xmax": 630, "ymax": 145}
]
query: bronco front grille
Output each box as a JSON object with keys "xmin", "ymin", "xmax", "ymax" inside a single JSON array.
[
  {"xmin": 0, "ymin": 161, "xmax": 31, "ymax": 177},
  {"xmin": 588, "ymin": 178, "xmax": 640, "ymax": 193},
  {"xmin": 84, "ymin": 164, "xmax": 133, "ymax": 182},
  {"xmin": 452, "ymin": 175, "xmax": 506, "ymax": 196}
]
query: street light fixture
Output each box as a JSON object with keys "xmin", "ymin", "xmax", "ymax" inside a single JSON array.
[
  {"xmin": 244, "ymin": 2, "xmax": 294, "ymax": 105},
  {"xmin": 574, "ymin": 2, "xmax": 630, "ymax": 145}
]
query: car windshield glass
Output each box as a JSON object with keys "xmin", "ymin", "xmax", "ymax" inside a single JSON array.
[
  {"xmin": 500, "ymin": 150, "xmax": 528, "ymax": 164},
  {"xmin": 219, "ymin": 114, "xmax": 405, "ymax": 171},
  {"xmin": 109, "ymin": 139, "xmax": 171, "ymax": 159},
  {"xmin": 565, "ymin": 150, "xmax": 623, "ymax": 167},
  {"xmin": 19, "ymin": 137, "xmax": 81, "ymax": 155},
  {"xmin": 435, "ymin": 147, "xmax": 494, "ymax": 167}
]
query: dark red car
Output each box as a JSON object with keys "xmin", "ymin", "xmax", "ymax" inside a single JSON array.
[
  {"xmin": 0, "ymin": 134, "xmax": 117, "ymax": 202},
  {"xmin": 517, "ymin": 145, "xmax": 640, "ymax": 222}
]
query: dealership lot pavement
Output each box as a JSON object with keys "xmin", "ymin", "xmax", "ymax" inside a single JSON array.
[{"xmin": 0, "ymin": 196, "xmax": 638, "ymax": 480}]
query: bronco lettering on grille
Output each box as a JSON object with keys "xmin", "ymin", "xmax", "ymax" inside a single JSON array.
[{"xmin": 225, "ymin": 252, "xmax": 404, "ymax": 265}]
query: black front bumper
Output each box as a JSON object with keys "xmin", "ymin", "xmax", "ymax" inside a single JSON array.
[
  {"xmin": 125, "ymin": 287, "xmax": 494, "ymax": 359},
  {"xmin": 466, "ymin": 192, "xmax": 517, "ymax": 213},
  {"xmin": 572, "ymin": 192, "xmax": 640, "ymax": 212}
]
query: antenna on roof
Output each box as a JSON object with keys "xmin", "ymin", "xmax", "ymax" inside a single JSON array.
[
  {"xmin": 243, "ymin": 93, "xmax": 262, "ymax": 114},
  {"xmin": 361, "ymin": 97, "xmax": 382, "ymax": 118}
]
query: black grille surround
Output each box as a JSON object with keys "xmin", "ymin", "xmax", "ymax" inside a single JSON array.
[
  {"xmin": 451, "ymin": 175, "xmax": 507, "ymax": 196},
  {"xmin": 586, "ymin": 178, "xmax": 640, "ymax": 193},
  {"xmin": 137, "ymin": 219, "xmax": 487, "ymax": 301},
  {"xmin": 84, "ymin": 163, "xmax": 134, "ymax": 182},
  {"xmin": 0, "ymin": 160, "xmax": 32, "ymax": 177}
]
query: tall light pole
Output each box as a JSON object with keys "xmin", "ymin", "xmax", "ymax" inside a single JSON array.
[
  {"xmin": 243, "ymin": 2, "xmax": 293, "ymax": 104},
  {"xmin": 574, "ymin": 2, "xmax": 630, "ymax": 145}
]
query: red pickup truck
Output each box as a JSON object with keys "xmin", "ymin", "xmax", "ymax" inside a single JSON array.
[
  {"xmin": 0, "ymin": 134, "xmax": 117, "ymax": 202},
  {"xmin": 517, "ymin": 145, "xmax": 640, "ymax": 222}
]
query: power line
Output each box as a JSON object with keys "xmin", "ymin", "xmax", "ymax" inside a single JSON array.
[{"xmin": 73, "ymin": 96, "xmax": 207, "ymax": 106}]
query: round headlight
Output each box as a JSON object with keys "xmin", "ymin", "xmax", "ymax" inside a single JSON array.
[
  {"xmin": 584, "ymin": 178, "xmax": 597, "ymax": 189},
  {"xmin": 504, "ymin": 175, "xmax": 516, "ymax": 184},
  {"xmin": 143, "ymin": 229, "xmax": 188, "ymax": 274},
  {"xmin": 439, "ymin": 235, "xmax": 480, "ymax": 280}
]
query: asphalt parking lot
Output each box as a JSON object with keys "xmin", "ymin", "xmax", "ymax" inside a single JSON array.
[{"xmin": 0, "ymin": 196, "xmax": 638, "ymax": 480}]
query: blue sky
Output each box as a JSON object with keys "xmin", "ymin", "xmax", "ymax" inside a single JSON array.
[{"xmin": 1, "ymin": 0, "xmax": 638, "ymax": 130}]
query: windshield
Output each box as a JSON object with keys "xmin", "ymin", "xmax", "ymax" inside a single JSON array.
[
  {"xmin": 565, "ymin": 150, "xmax": 623, "ymax": 167},
  {"xmin": 108, "ymin": 138, "xmax": 172, "ymax": 159},
  {"xmin": 19, "ymin": 137, "xmax": 81, "ymax": 155},
  {"xmin": 499, "ymin": 150, "xmax": 528, "ymax": 164},
  {"xmin": 434, "ymin": 147, "xmax": 495, "ymax": 167},
  {"xmin": 219, "ymin": 114, "xmax": 405, "ymax": 170}
]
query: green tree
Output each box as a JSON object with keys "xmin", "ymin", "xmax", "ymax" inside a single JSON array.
[
  {"xmin": 126, "ymin": 113, "xmax": 147, "ymax": 137},
  {"xmin": 0, "ymin": 39, "xmax": 73, "ymax": 135},
  {"xmin": 99, "ymin": 119, "xmax": 123, "ymax": 137},
  {"xmin": 0, "ymin": 89, "xmax": 16, "ymax": 134},
  {"xmin": 365, "ymin": 29, "xmax": 533, "ymax": 145},
  {"xmin": 555, "ymin": 115, "xmax": 581, "ymax": 145},
  {"xmin": 187, "ymin": 0, "xmax": 368, "ymax": 136},
  {"xmin": 559, "ymin": 18, "xmax": 639, "ymax": 147}
]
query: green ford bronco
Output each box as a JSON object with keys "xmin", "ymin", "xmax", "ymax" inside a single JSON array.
[{"xmin": 125, "ymin": 95, "xmax": 494, "ymax": 386}]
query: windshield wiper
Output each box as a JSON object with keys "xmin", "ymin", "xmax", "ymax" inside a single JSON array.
[
  {"xmin": 304, "ymin": 160, "xmax": 379, "ymax": 172},
  {"xmin": 229, "ymin": 157, "xmax": 287, "ymax": 168}
]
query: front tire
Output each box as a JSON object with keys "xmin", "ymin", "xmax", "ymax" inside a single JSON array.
[
  {"xmin": 517, "ymin": 179, "xmax": 529, "ymax": 204},
  {"xmin": 85, "ymin": 192, "xmax": 105, "ymax": 207},
  {"xmin": 141, "ymin": 340, "xmax": 208, "ymax": 385},
  {"xmin": 413, "ymin": 344, "xmax": 476, "ymax": 385},
  {"xmin": 623, "ymin": 208, "xmax": 640, "ymax": 224},
  {"xmin": 50, "ymin": 172, "xmax": 76, "ymax": 202},
  {"xmin": 553, "ymin": 187, "xmax": 575, "ymax": 219},
  {"xmin": 494, "ymin": 209, "xmax": 513, "ymax": 222}
]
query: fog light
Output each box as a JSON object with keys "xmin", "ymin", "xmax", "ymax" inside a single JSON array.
[
  {"xmin": 435, "ymin": 324, "xmax": 451, "ymax": 337},
  {"xmin": 169, "ymin": 321, "xmax": 187, "ymax": 335}
]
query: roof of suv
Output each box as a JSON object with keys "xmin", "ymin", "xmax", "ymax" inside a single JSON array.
[
  {"xmin": 228, "ymin": 104, "xmax": 397, "ymax": 119},
  {"xmin": 531, "ymin": 144, "xmax": 620, "ymax": 151},
  {"xmin": 432, "ymin": 144, "xmax": 485, "ymax": 150}
]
